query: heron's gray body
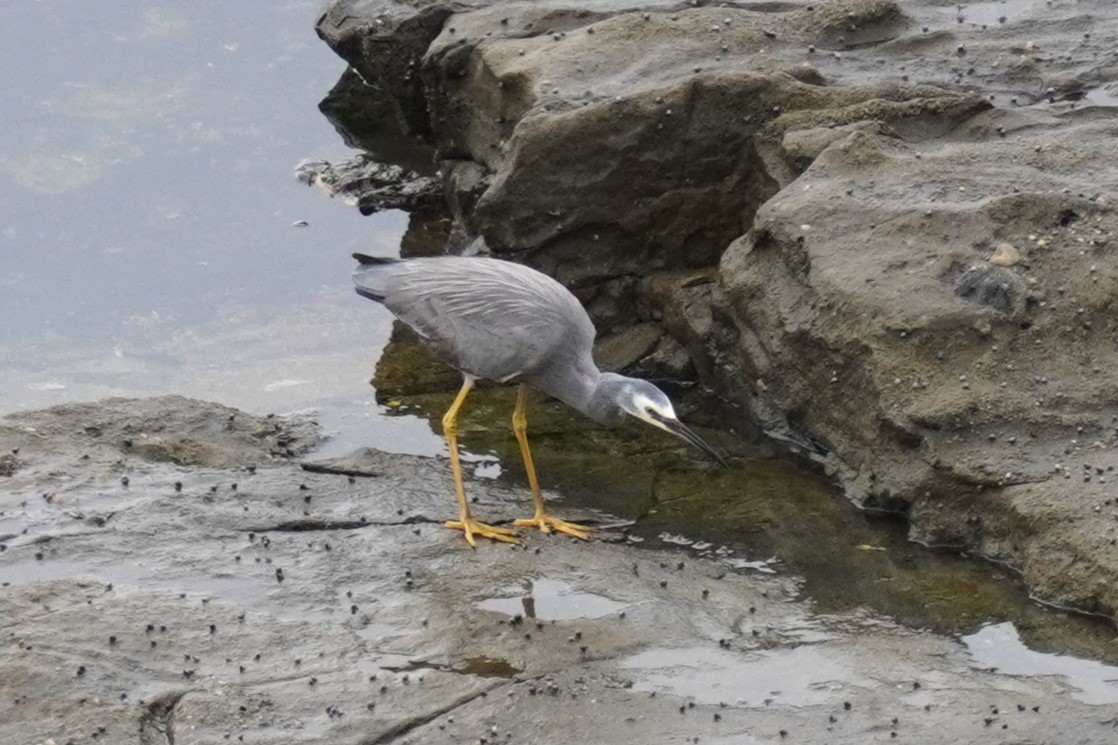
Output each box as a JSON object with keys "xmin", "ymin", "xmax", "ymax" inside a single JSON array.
[
  {"xmin": 352, "ymin": 253, "xmax": 726, "ymax": 464},
  {"xmin": 354, "ymin": 255, "xmax": 621, "ymax": 424}
]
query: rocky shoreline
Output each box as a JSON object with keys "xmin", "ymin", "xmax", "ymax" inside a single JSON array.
[
  {"xmin": 4, "ymin": 396, "xmax": 1118, "ymax": 744},
  {"xmin": 311, "ymin": 0, "xmax": 1118, "ymax": 622}
]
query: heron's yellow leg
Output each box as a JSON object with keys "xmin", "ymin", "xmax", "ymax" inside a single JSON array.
[
  {"xmin": 441, "ymin": 377, "xmax": 519, "ymax": 547},
  {"xmin": 511, "ymin": 384, "xmax": 595, "ymax": 541}
]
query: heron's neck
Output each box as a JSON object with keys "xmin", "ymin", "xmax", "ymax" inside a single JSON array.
[
  {"xmin": 584, "ymin": 375, "xmax": 628, "ymax": 426},
  {"xmin": 527, "ymin": 358, "xmax": 622, "ymax": 426}
]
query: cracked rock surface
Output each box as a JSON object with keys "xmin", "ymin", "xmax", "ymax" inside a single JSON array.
[{"xmin": 4, "ymin": 397, "xmax": 1118, "ymax": 744}]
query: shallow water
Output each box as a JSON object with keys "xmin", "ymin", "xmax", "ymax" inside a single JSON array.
[
  {"xmin": 1084, "ymin": 84, "xmax": 1118, "ymax": 108},
  {"xmin": 963, "ymin": 622, "xmax": 1118, "ymax": 705},
  {"xmin": 477, "ymin": 578, "xmax": 629, "ymax": 620},
  {"xmin": 622, "ymin": 644, "xmax": 871, "ymax": 707},
  {"xmin": 0, "ymin": 0, "xmax": 443, "ymax": 457},
  {"xmin": 936, "ymin": 0, "xmax": 1039, "ymax": 27},
  {"xmin": 380, "ymin": 382, "xmax": 1118, "ymax": 666}
]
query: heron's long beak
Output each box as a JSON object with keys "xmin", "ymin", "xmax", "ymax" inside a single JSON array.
[{"xmin": 653, "ymin": 414, "xmax": 728, "ymax": 467}]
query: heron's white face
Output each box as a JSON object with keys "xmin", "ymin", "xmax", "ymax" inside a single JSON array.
[
  {"xmin": 618, "ymin": 380, "xmax": 679, "ymax": 431},
  {"xmin": 601, "ymin": 374, "xmax": 727, "ymax": 465}
]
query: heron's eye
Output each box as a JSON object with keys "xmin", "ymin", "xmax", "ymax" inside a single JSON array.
[{"xmin": 644, "ymin": 406, "xmax": 656, "ymax": 417}]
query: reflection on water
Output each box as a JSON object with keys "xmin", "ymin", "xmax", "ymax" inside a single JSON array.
[
  {"xmin": 964, "ymin": 622, "xmax": 1118, "ymax": 705},
  {"xmin": 622, "ymin": 645, "xmax": 871, "ymax": 707},
  {"xmin": 0, "ymin": 0, "xmax": 442, "ymax": 456},
  {"xmin": 1084, "ymin": 84, "xmax": 1118, "ymax": 109},
  {"xmin": 938, "ymin": 0, "xmax": 1038, "ymax": 27},
  {"xmin": 478, "ymin": 578, "xmax": 628, "ymax": 621}
]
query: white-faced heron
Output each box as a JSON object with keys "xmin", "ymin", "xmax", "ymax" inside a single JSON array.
[{"xmin": 353, "ymin": 253, "xmax": 726, "ymax": 547}]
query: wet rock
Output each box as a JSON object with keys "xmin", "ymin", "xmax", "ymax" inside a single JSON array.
[
  {"xmin": 3, "ymin": 396, "xmax": 1118, "ymax": 744},
  {"xmin": 953, "ymin": 266, "xmax": 1025, "ymax": 314},
  {"xmin": 0, "ymin": 452, "xmax": 17, "ymax": 476},
  {"xmin": 316, "ymin": 0, "xmax": 454, "ymax": 138},
  {"xmin": 0, "ymin": 395, "xmax": 319, "ymax": 467},
  {"xmin": 443, "ymin": 159, "xmax": 491, "ymax": 219},
  {"xmin": 594, "ymin": 323, "xmax": 663, "ymax": 373},
  {"xmin": 137, "ymin": 690, "xmax": 188, "ymax": 745},
  {"xmin": 295, "ymin": 156, "xmax": 442, "ymax": 215},
  {"xmin": 635, "ymin": 333, "xmax": 696, "ymax": 380},
  {"xmin": 988, "ymin": 242, "xmax": 1021, "ymax": 268},
  {"xmin": 715, "ymin": 131, "xmax": 1118, "ymax": 617},
  {"xmin": 313, "ymin": 0, "xmax": 985, "ymax": 335},
  {"xmin": 318, "ymin": 67, "xmax": 437, "ymax": 174}
]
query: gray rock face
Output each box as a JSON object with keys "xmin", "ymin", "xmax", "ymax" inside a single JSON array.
[
  {"xmin": 716, "ymin": 129, "xmax": 1118, "ymax": 618},
  {"xmin": 4, "ymin": 397, "xmax": 1118, "ymax": 744},
  {"xmin": 316, "ymin": 0, "xmax": 986, "ymax": 329},
  {"xmin": 311, "ymin": 0, "xmax": 1118, "ymax": 619},
  {"xmin": 316, "ymin": 0, "xmax": 457, "ymax": 138}
]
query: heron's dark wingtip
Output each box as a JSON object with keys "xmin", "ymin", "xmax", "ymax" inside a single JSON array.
[
  {"xmin": 353, "ymin": 253, "xmax": 398, "ymax": 266},
  {"xmin": 354, "ymin": 286, "xmax": 386, "ymax": 302}
]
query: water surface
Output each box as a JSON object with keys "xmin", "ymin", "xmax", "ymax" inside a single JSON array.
[{"xmin": 0, "ymin": 0, "xmax": 442, "ymax": 456}]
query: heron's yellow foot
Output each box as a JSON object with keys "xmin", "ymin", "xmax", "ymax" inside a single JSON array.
[
  {"xmin": 444, "ymin": 518, "xmax": 520, "ymax": 548},
  {"xmin": 514, "ymin": 513, "xmax": 595, "ymax": 541}
]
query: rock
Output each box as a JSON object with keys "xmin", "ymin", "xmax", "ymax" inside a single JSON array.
[
  {"xmin": 314, "ymin": 0, "xmax": 987, "ymax": 334},
  {"xmin": 4, "ymin": 396, "xmax": 1118, "ymax": 744},
  {"xmin": 0, "ymin": 396, "xmax": 320, "ymax": 467},
  {"xmin": 781, "ymin": 121, "xmax": 889, "ymax": 172},
  {"xmin": 316, "ymin": 0, "xmax": 455, "ymax": 138},
  {"xmin": 715, "ymin": 127, "xmax": 1118, "ymax": 617},
  {"xmin": 317, "ymin": 67, "xmax": 437, "ymax": 174},
  {"xmin": 636, "ymin": 334, "xmax": 695, "ymax": 380},
  {"xmin": 443, "ymin": 159, "xmax": 491, "ymax": 220},
  {"xmin": 593, "ymin": 323, "xmax": 663, "ymax": 373},
  {"xmin": 953, "ymin": 266, "xmax": 1026, "ymax": 315},
  {"xmin": 311, "ymin": 0, "xmax": 1118, "ymax": 619},
  {"xmin": 295, "ymin": 156, "xmax": 442, "ymax": 215},
  {"xmin": 989, "ymin": 242, "xmax": 1022, "ymax": 267}
]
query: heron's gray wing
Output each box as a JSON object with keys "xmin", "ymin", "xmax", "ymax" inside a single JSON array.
[{"xmin": 357, "ymin": 257, "xmax": 596, "ymax": 381}]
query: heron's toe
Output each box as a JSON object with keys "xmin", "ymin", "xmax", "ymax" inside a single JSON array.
[
  {"xmin": 444, "ymin": 518, "xmax": 520, "ymax": 547},
  {"xmin": 514, "ymin": 514, "xmax": 595, "ymax": 541}
]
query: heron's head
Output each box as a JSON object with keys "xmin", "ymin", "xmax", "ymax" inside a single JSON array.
[{"xmin": 598, "ymin": 374, "xmax": 727, "ymax": 466}]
